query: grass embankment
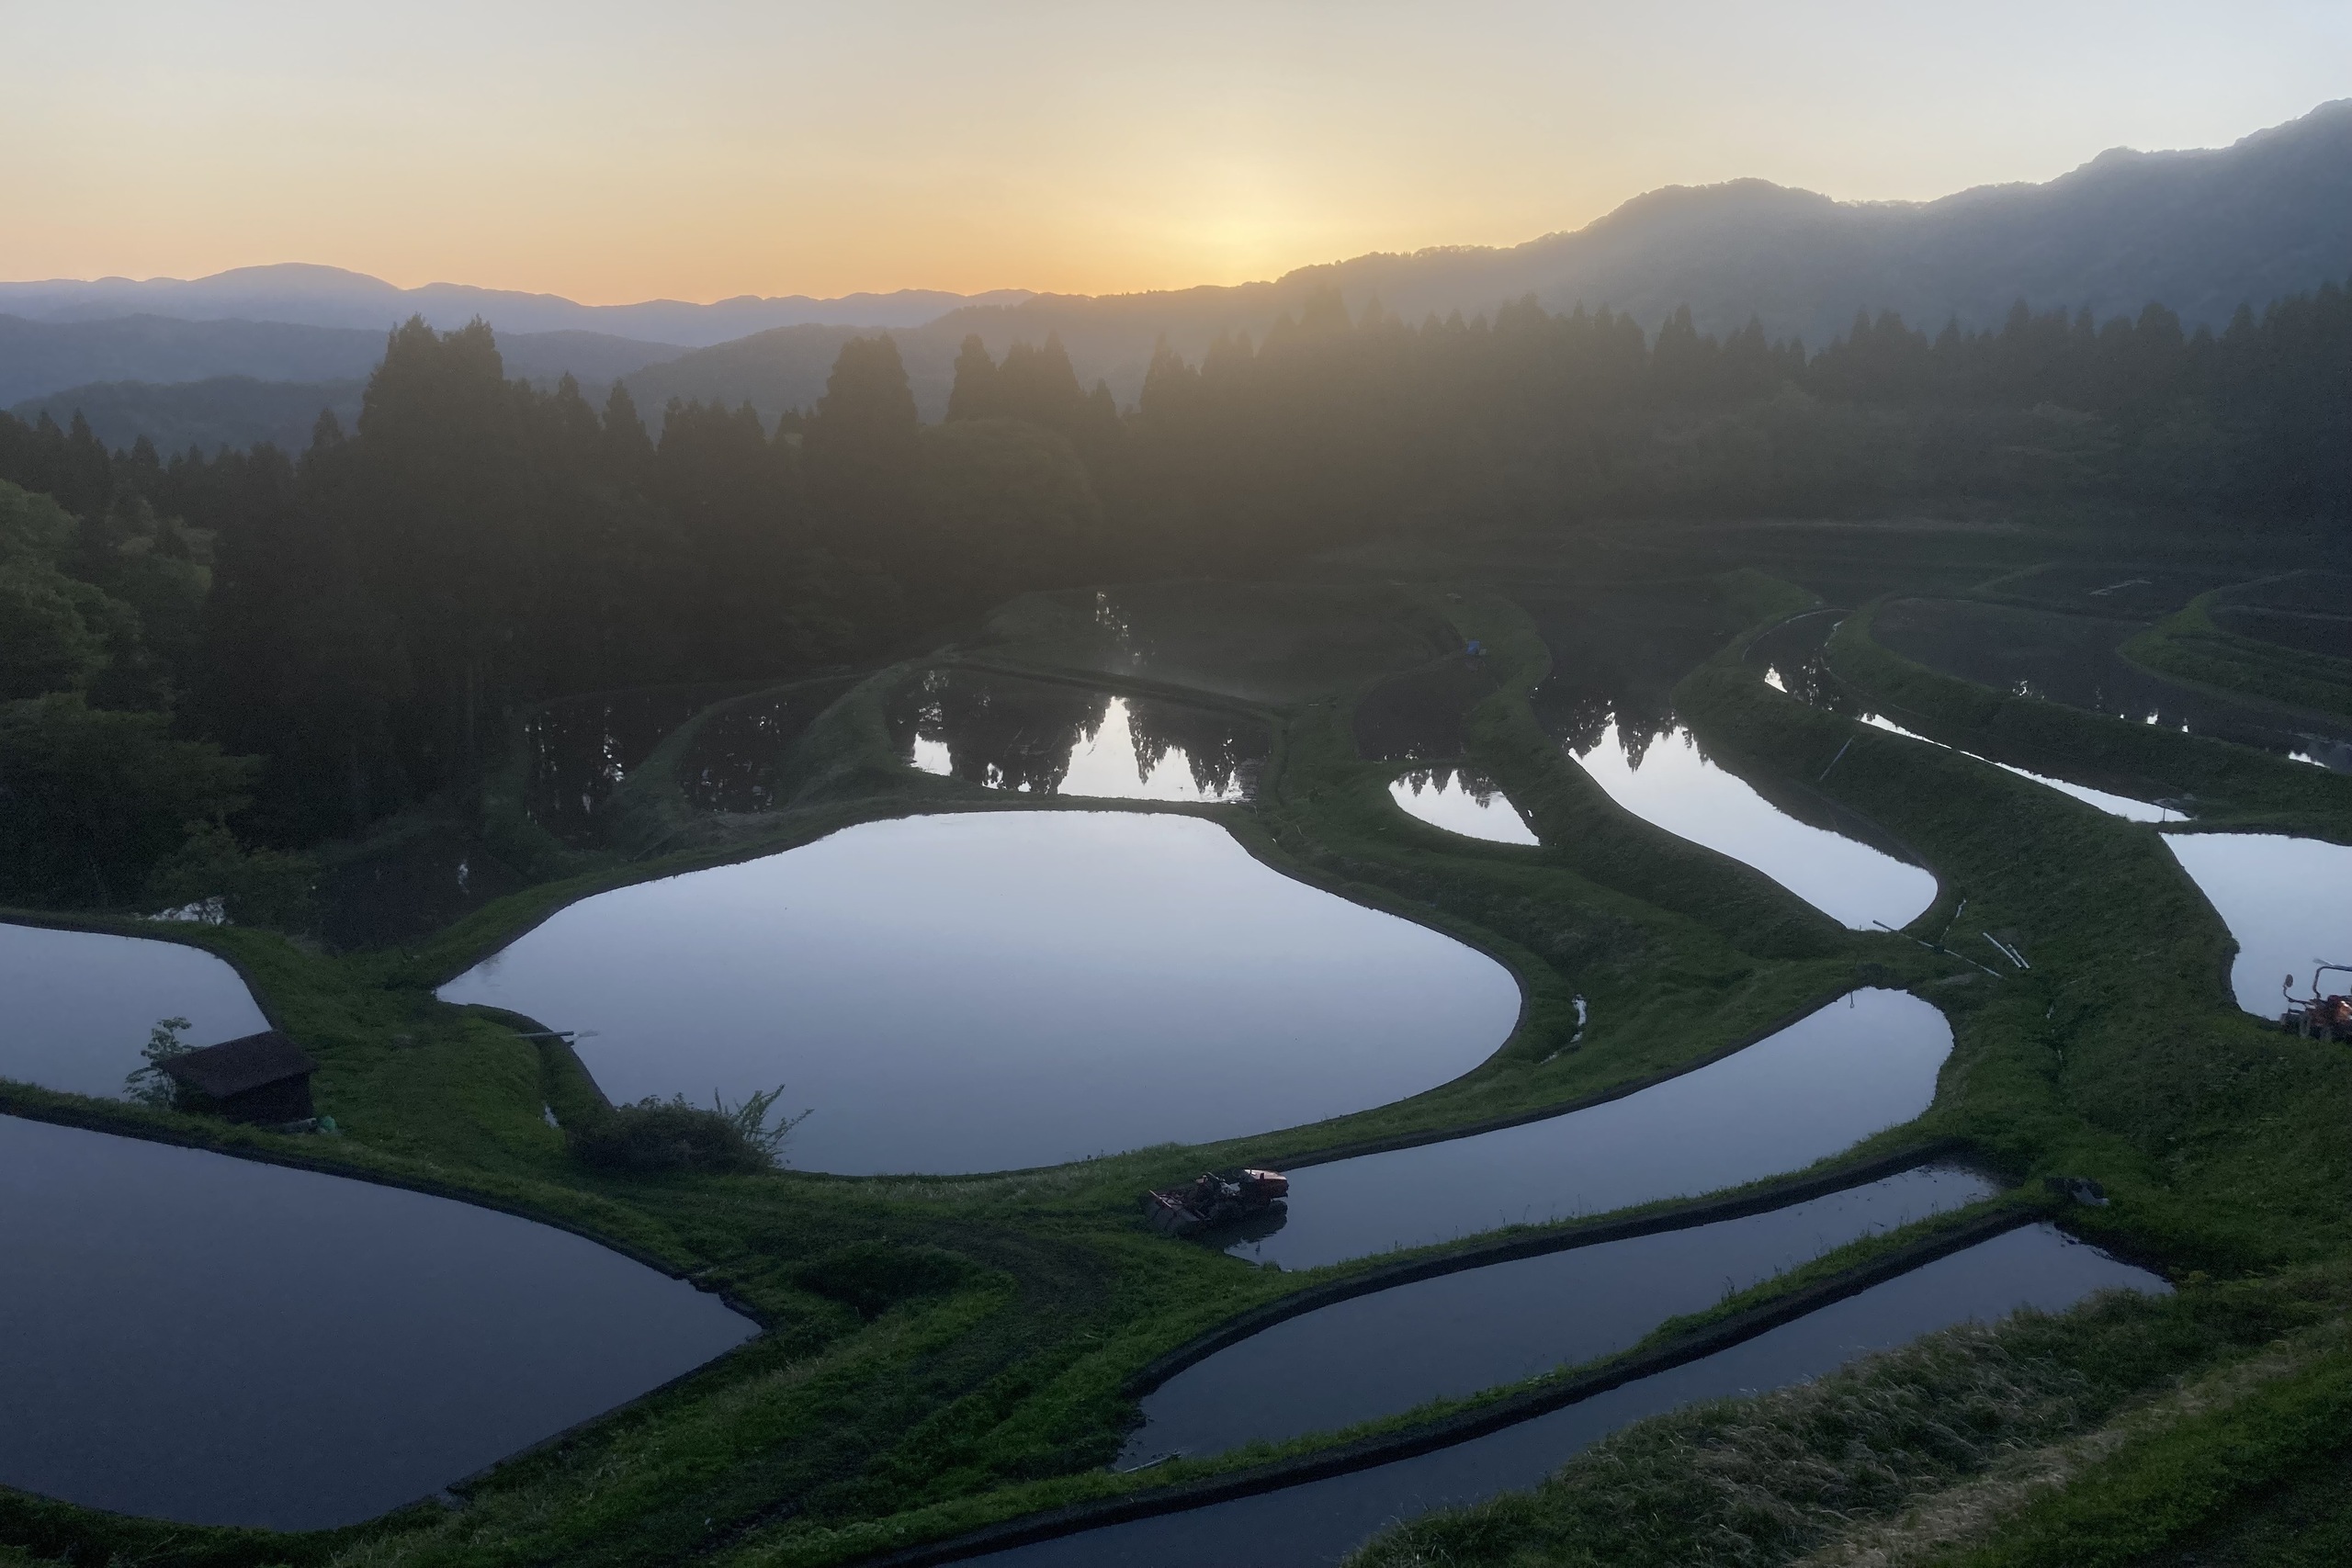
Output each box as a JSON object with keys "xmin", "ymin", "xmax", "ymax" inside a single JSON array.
[
  {"xmin": 1337, "ymin": 573, "xmax": 2352, "ymax": 1567},
  {"xmin": 2120, "ymin": 578, "xmax": 2352, "ymax": 726},
  {"xmin": 1827, "ymin": 598, "xmax": 2352, "ymax": 840},
  {"xmin": 1, "ymin": 574, "xmax": 1999, "ymax": 1568}
]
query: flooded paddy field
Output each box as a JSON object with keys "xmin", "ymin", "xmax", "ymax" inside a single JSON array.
[
  {"xmin": 1127, "ymin": 1163, "xmax": 1996, "ymax": 1463},
  {"xmin": 1870, "ymin": 597, "xmax": 2352, "ymax": 770},
  {"xmin": 0, "ymin": 1114, "xmax": 754, "ymax": 1529},
  {"xmin": 1353, "ymin": 660, "xmax": 1503, "ymax": 762},
  {"xmin": 2162, "ymin": 832, "xmax": 2352, "ymax": 1016},
  {"xmin": 314, "ymin": 824, "xmax": 530, "ymax": 951},
  {"xmin": 680, "ymin": 676, "xmax": 857, "ymax": 813},
  {"xmin": 1519, "ymin": 588, "xmax": 1935, "ymax": 928},
  {"xmin": 888, "ymin": 667, "xmax": 1267, "ymax": 802},
  {"xmin": 441, "ymin": 811, "xmax": 1519, "ymax": 1174},
  {"xmin": 1747, "ymin": 614, "xmax": 2179, "ymax": 821},
  {"xmin": 0, "ymin": 921, "xmax": 268, "ymax": 1099},
  {"xmin": 968, "ymin": 1224, "xmax": 2165, "ymax": 1568},
  {"xmin": 520, "ymin": 683, "xmax": 737, "ymax": 844},
  {"xmin": 1387, "ymin": 766, "xmax": 1538, "ymax": 844},
  {"xmin": 1231, "ymin": 988, "xmax": 1952, "ymax": 1269}
]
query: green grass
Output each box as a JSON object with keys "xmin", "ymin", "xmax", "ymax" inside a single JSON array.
[
  {"xmin": 12, "ymin": 544, "xmax": 2352, "ymax": 1568},
  {"xmin": 2121, "ymin": 583, "xmax": 2352, "ymax": 724}
]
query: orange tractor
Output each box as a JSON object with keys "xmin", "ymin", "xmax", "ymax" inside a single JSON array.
[
  {"xmin": 2282, "ymin": 964, "xmax": 2352, "ymax": 1041},
  {"xmin": 1142, "ymin": 1169, "xmax": 1290, "ymax": 1237}
]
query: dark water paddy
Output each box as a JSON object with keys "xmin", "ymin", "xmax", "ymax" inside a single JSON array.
[
  {"xmin": 1128, "ymin": 1163, "xmax": 1996, "ymax": 1464},
  {"xmin": 1568, "ymin": 719, "xmax": 1937, "ymax": 929},
  {"xmin": 522, "ymin": 683, "xmax": 735, "ymax": 844},
  {"xmin": 0, "ymin": 1113, "xmax": 755, "ymax": 1529},
  {"xmin": 0, "ymin": 921, "xmax": 268, "ymax": 1100},
  {"xmin": 1353, "ymin": 660, "xmax": 1503, "ymax": 762},
  {"xmin": 315, "ymin": 825, "xmax": 529, "ymax": 951},
  {"xmin": 2162, "ymin": 832, "xmax": 2352, "ymax": 1016},
  {"xmin": 681, "ymin": 676, "xmax": 856, "ymax": 812},
  {"xmin": 972, "ymin": 1224, "xmax": 2165, "ymax": 1568},
  {"xmin": 440, "ymin": 812, "xmax": 1518, "ymax": 1174},
  {"xmin": 1747, "ymin": 615, "xmax": 2177, "ymax": 822},
  {"xmin": 1387, "ymin": 766, "xmax": 1537, "ymax": 845},
  {"xmin": 1521, "ymin": 591, "xmax": 1934, "ymax": 929},
  {"xmin": 1231, "ymin": 987, "xmax": 1951, "ymax": 1269},
  {"xmin": 1871, "ymin": 598, "xmax": 2352, "ymax": 772},
  {"xmin": 889, "ymin": 668, "xmax": 1267, "ymax": 802}
]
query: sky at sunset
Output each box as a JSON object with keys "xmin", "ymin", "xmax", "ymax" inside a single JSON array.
[{"xmin": 4, "ymin": 0, "xmax": 2347, "ymax": 304}]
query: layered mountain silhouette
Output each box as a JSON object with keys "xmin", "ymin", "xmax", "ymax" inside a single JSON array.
[{"xmin": 9, "ymin": 99, "xmax": 2348, "ymax": 444}]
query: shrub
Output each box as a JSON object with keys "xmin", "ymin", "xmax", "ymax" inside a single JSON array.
[{"xmin": 568, "ymin": 1085, "xmax": 807, "ymax": 1174}]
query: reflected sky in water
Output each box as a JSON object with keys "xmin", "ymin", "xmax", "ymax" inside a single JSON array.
[
  {"xmin": 0, "ymin": 1114, "xmax": 754, "ymax": 1529},
  {"xmin": 1569, "ymin": 720, "xmax": 1938, "ymax": 930},
  {"xmin": 1131, "ymin": 1164, "xmax": 1996, "ymax": 1463},
  {"xmin": 892, "ymin": 669, "xmax": 1264, "ymax": 802},
  {"xmin": 1234, "ymin": 988, "xmax": 1951, "ymax": 1269},
  {"xmin": 2163, "ymin": 832, "xmax": 2352, "ymax": 1015},
  {"xmin": 0, "ymin": 923, "xmax": 268, "ymax": 1100},
  {"xmin": 1749, "ymin": 613, "xmax": 2176, "ymax": 822},
  {"xmin": 441, "ymin": 813, "xmax": 1519, "ymax": 1174},
  {"xmin": 1873, "ymin": 599, "xmax": 2352, "ymax": 773},
  {"xmin": 1388, "ymin": 767, "xmax": 1538, "ymax": 845},
  {"xmin": 972, "ymin": 1224, "xmax": 2163, "ymax": 1568}
]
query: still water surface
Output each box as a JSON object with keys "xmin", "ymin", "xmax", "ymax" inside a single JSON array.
[
  {"xmin": 974, "ymin": 1224, "xmax": 2165, "ymax": 1568},
  {"xmin": 681, "ymin": 677, "xmax": 855, "ymax": 813},
  {"xmin": 1388, "ymin": 767, "xmax": 1538, "ymax": 845},
  {"xmin": 891, "ymin": 668, "xmax": 1266, "ymax": 802},
  {"xmin": 0, "ymin": 1114, "xmax": 755, "ymax": 1529},
  {"xmin": 2162, "ymin": 832, "xmax": 2352, "ymax": 1015},
  {"xmin": 0, "ymin": 923, "xmax": 268, "ymax": 1100},
  {"xmin": 442, "ymin": 812, "xmax": 1521, "ymax": 1174},
  {"xmin": 1232, "ymin": 988, "xmax": 1951, "ymax": 1269},
  {"xmin": 1567, "ymin": 720, "xmax": 1938, "ymax": 930},
  {"xmin": 1748, "ymin": 614, "xmax": 2176, "ymax": 822},
  {"xmin": 523, "ymin": 684, "xmax": 734, "ymax": 844},
  {"xmin": 1131, "ymin": 1163, "xmax": 1996, "ymax": 1462},
  {"xmin": 1872, "ymin": 599, "xmax": 2352, "ymax": 772}
]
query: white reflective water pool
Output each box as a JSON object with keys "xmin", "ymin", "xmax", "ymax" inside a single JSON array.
[{"xmin": 442, "ymin": 812, "xmax": 1522, "ymax": 1174}]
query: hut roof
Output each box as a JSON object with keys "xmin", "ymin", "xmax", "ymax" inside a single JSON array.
[{"xmin": 158, "ymin": 1031, "xmax": 316, "ymax": 1099}]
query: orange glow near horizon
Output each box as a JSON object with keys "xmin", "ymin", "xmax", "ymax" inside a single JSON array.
[{"xmin": 3, "ymin": 2, "xmax": 2347, "ymax": 305}]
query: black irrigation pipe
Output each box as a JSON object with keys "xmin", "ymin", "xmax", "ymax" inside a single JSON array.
[{"xmin": 856, "ymin": 1204, "xmax": 2041, "ymax": 1568}]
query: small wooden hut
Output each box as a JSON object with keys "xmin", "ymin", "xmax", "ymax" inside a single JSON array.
[{"xmin": 158, "ymin": 1031, "xmax": 318, "ymax": 1124}]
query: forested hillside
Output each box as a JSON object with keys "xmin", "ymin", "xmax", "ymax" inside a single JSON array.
[{"xmin": 1, "ymin": 268, "xmax": 2346, "ymax": 912}]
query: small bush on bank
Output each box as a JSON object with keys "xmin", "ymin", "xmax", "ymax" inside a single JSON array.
[{"xmin": 569, "ymin": 1085, "xmax": 808, "ymax": 1174}]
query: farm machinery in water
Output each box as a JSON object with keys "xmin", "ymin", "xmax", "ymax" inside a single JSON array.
[
  {"xmin": 2282, "ymin": 964, "xmax": 2352, "ymax": 1041},
  {"xmin": 1142, "ymin": 1168, "xmax": 1289, "ymax": 1237}
]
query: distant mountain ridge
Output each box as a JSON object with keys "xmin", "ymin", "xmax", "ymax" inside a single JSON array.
[
  {"xmin": 0, "ymin": 266, "xmax": 1036, "ymax": 346},
  {"xmin": 11, "ymin": 100, "xmax": 2349, "ymax": 445}
]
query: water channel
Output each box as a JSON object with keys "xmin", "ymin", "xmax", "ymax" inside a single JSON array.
[
  {"xmin": 1128, "ymin": 1163, "xmax": 1996, "ymax": 1463},
  {"xmin": 1229, "ymin": 987, "xmax": 1951, "ymax": 1270},
  {"xmin": 1387, "ymin": 767, "xmax": 1538, "ymax": 845},
  {"xmin": 890, "ymin": 668, "xmax": 1267, "ymax": 802},
  {"xmin": 969, "ymin": 1223, "xmax": 2165, "ymax": 1567},
  {"xmin": 440, "ymin": 811, "xmax": 1520, "ymax": 1174},
  {"xmin": 1, "ymin": 922, "xmax": 269, "ymax": 1100},
  {"xmin": 2161, "ymin": 832, "xmax": 2352, "ymax": 1016},
  {"xmin": 0, "ymin": 1113, "xmax": 756, "ymax": 1530}
]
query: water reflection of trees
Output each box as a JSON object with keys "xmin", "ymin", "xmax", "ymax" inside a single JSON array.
[
  {"xmin": 1397, "ymin": 765, "xmax": 1510, "ymax": 807},
  {"xmin": 524, "ymin": 686, "xmax": 724, "ymax": 844},
  {"xmin": 1127, "ymin": 697, "xmax": 1263, "ymax": 797},
  {"xmin": 1525, "ymin": 595, "xmax": 1736, "ymax": 770},
  {"xmin": 888, "ymin": 670, "xmax": 1265, "ymax": 798},
  {"xmin": 1354, "ymin": 662, "xmax": 1501, "ymax": 761},
  {"xmin": 684, "ymin": 679, "xmax": 854, "ymax": 814}
]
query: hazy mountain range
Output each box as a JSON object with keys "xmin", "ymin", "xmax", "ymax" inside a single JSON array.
[{"xmin": 9, "ymin": 98, "xmax": 2348, "ymax": 448}]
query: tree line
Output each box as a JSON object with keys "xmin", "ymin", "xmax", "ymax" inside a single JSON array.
[{"xmin": 1, "ymin": 275, "xmax": 2346, "ymax": 911}]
